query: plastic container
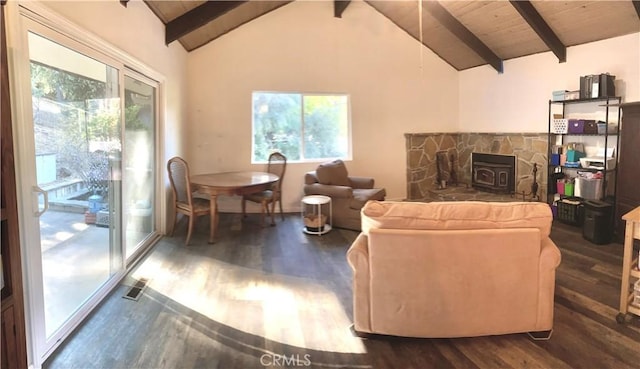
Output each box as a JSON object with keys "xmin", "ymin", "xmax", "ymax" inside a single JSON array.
[
  {"xmin": 565, "ymin": 182, "xmax": 574, "ymax": 196},
  {"xmin": 556, "ymin": 180, "xmax": 565, "ymax": 195},
  {"xmin": 551, "ymin": 154, "xmax": 560, "ymax": 166},
  {"xmin": 576, "ymin": 177, "xmax": 603, "ymax": 200}
]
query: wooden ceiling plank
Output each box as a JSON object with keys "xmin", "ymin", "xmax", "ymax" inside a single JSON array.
[
  {"xmin": 423, "ymin": 1, "xmax": 503, "ymax": 73},
  {"xmin": 165, "ymin": 0, "xmax": 248, "ymax": 45},
  {"xmin": 633, "ymin": 0, "xmax": 640, "ymax": 19},
  {"xmin": 334, "ymin": 0, "xmax": 351, "ymax": 18},
  {"xmin": 509, "ymin": 0, "xmax": 566, "ymax": 62}
]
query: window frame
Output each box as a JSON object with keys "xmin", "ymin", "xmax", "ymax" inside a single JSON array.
[{"xmin": 251, "ymin": 91, "xmax": 352, "ymax": 164}]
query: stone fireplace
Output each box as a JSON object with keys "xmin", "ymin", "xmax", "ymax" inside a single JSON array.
[
  {"xmin": 405, "ymin": 132, "xmax": 548, "ymax": 202},
  {"xmin": 471, "ymin": 153, "xmax": 515, "ymax": 194}
]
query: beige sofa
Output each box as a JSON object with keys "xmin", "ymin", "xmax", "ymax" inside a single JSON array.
[
  {"xmin": 347, "ymin": 200, "xmax": 561, "ymax": 338},
  {"xmin": 304, "ymin": 160, "xmax": 386, "ymax": 231}
]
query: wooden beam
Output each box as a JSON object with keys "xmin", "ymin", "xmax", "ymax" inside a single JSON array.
[
  {"xmin": 120, "ymin": 0, "xmax": 128, "ymax": 8},
  {"xmin": 423, "ymin": 1, "xmax": 503, "ymax": 73},
  {"xmin": 334, "ymin": 0, "xmax": 351, "ymax": 18},
  {"xmin": 633, "ymin": 0, "xmax": 640, "ymax": 19},
  {"xmin": 510, "ymin": 0, "xmax": 566, "ymax": 63},
  {"xmin": 165, "ymin": 1, "xmax": 248, "ymax": 45}
]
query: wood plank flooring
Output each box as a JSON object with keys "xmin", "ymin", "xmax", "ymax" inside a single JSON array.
[{"xmin": 43, "ymin": 214, "xmax": 640, "ymax": 369}]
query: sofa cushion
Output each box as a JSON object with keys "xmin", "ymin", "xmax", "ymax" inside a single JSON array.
[
  {"xmin": 350, "ymin": 188, "xmax": 387, "ymax": 209},
  {"xmin": 361, "ymin": 201, "xmax": 552, "ymax": 236},
  {"xmin": 316, "ymin": 160, "xmax": 350, "ymax": 186}
]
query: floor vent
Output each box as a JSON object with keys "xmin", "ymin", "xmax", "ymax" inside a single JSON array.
[{"xmin": 123, "ymin": 278, "xmax": 149, "ymax": 301}]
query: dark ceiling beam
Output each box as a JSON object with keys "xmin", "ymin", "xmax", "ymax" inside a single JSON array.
[
  {"xmin": 509, "ymin": 0, "xmax": 566, "ymax": 63},
  {"xmin": 423, "ymin": 1, "xmax": 503, "ymax": 73},
  {"xmin": 120, "ymin": 0, "xmax": 128, "ymax": 8},
  {"xmin": 633, "ymin": 0, "xmax": 640, "ymax": 19},
  {"xmin": 334, "ymin": 0, "xmax": 351, "ymax": 18},
  {"xmin": 165, "ymin": 1, "xmax": 248, "ymax": 45}
]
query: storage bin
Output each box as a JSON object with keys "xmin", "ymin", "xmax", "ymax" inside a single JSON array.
[
  {"xmin": 551, "ymin": 119, "xmax": 568, "ymax": 134},
  {"xmin": 566, "ymin": 149, "xmax": 585, "ymax": 162},
  {"xmin": 552, "ymin": 90, "xmax": 567, "ymax": 101},
  {"xmin": 568, "ymin": 119, "xmax": 584, "ymax": 134},
  {"xmin": 576, "ymin": 177, "xmax": 603, "ymax": 200},
  {"xmin": 597, "ymin": 122, "xmax": 606, "ymax": 134},
  {"xmin": 583, "ymin": 120, "xmax": 598, "ymax": 134},
  {"xmin": 557, "ymin": 199, "xmax": 583, "ymax": 226}
]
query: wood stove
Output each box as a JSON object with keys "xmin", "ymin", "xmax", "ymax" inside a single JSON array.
[{"xmin": 471, "ymin": 153, "xmax": 516, "ymax": 194}]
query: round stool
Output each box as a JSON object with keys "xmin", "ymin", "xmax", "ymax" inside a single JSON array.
[{"xmin": 301, "ymin": 195, "xmax": 332, "ymax": 235}]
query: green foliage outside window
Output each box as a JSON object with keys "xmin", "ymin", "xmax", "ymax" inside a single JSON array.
[{"xmin": 252, "ymin": 92, "xmax": 350, "ymax": 162}]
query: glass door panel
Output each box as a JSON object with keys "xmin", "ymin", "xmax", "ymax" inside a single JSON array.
[
  {"xmin": 124, "ymin": 75, "xmax": 156, "ymax": 259},
  {"xmin": 28, "ymin": 31, "xmax": 123, "ymax": 339}
]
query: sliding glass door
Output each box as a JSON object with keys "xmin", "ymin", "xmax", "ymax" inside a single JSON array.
[
  {"xmin": 28, "ymin": 29, "xmax": 124, "ymax": 345},
  {"xmin": 124, "ymin": 74, "xmax": 157, "ymax": 259},
  {"xmin": 11, "ymin": 12, "xmax": 161, "ymax": 364}
]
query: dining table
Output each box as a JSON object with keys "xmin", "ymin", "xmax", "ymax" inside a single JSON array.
[{"xmin": 190, "ymin": 171, "xmax": 279, "ymax": 243}]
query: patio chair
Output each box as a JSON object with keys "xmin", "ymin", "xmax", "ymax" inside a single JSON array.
[
  {"xmin": 167, "ymin": 156, "xmax": 210, "ymax": 245},
  {"xmin": 242, "ymin": 152, "xmax": 287, "ymax": 226}
]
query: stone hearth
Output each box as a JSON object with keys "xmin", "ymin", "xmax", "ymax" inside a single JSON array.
[{"xmin": 406, "ymin": 132, "xmax": 548, "ymax": 202}]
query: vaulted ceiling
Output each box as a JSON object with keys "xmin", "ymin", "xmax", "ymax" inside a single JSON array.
[{"xmin": 140, "ymin": 0, "xmax": 640, "ymax": 73}]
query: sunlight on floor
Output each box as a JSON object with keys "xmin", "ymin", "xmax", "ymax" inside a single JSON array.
[{"xmin": 133, "ymin": 256, "xmax": 367, "ymax": 354}]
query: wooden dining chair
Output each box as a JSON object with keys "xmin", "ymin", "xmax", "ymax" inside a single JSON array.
[
  {"xmin": 167, "ymin": 156, "xmax": 210, "ymax": 245},
  {"xmin": 242, "ymin": 152, "xmax": 287, "ymax": 226}
]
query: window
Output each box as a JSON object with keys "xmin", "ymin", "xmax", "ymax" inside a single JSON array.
[{"xmin": 252, "ymin": 92, "xmax": 351, "ymax": 163}]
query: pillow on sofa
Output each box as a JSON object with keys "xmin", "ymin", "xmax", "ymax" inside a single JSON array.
[{"xmin": 316, "ymin": 160, "xmax": 350, "ymax": 186}]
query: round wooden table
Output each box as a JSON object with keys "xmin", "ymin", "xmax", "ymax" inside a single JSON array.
[{"xmin": 190, "ymin": 171, "xmax": 279, "ymax": 243}]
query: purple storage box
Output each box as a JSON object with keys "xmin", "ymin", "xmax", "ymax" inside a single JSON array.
[{"xmin": 568, "ymin": 119, "xmax": 584, "ymax": 134}]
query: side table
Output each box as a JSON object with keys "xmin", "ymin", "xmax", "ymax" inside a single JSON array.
[
  {"xmin": 617, "ymin": 206, "xmax": 640, "ymax": 323},
  {"xmin": 301, "ymin": 195, "xmax": 332, "ymax": 235}
]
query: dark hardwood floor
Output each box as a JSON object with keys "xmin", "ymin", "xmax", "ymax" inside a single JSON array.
[{"xmin": 44, "ymin": 213, "xmax": 640, "ymax": 369}]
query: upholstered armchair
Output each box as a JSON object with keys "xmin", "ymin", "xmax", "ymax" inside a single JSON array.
[{"xmin": 303, "ymin": 160, "xmax": 386, "ymax": 231}]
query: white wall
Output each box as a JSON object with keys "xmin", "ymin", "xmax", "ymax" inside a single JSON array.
[
  {"xmin": 459, "ymin": 33, "xmax": 640, "ymax": 132},
  {"xmin": 186, "ymin": 0, "xmax": 459, "ymax": 210}
]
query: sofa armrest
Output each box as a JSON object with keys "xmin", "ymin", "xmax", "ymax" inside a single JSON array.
[
  {"xmin": 537, "ymin": 237, "xmax": 562, "ymax": 331},
  {"xmin": 349, "ymin": 176, "xmax": 374, "ymax": 189},
  {"xmin": 304, "ymin": 171, "xmax": 319, "ymax": 185},
  {"xmin": 303, "ymin": 183, "xmax": 353, "ymax": 198},
  {"xmin": 347, "ymin": 233, "xmax": 371, "ymax": 332}
]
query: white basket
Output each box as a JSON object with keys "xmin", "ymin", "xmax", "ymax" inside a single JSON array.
[{"xmin": 551, "ymin": 118, "xmax": 568, "ymax": 134}]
